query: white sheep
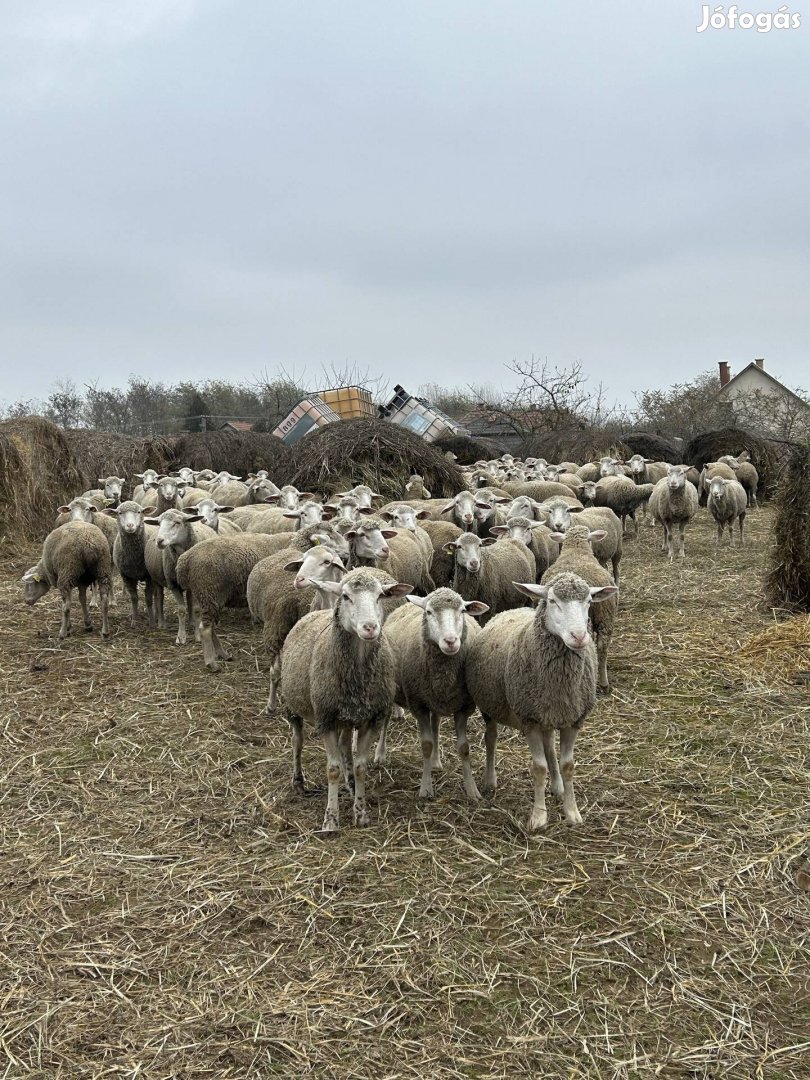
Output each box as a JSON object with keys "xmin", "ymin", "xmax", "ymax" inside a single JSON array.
[
  {"xmin": 649, "ymin": 466, "xmax": 699, "ymax": 560},
  {"xmin": 707, "ymin": 476, "xmax": 747, "ymax": 545},
  {"xmin": 444, "ymin": 532, "xmax": 535, "ymax": 624}
]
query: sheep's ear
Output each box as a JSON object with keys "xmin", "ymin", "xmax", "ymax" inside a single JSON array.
[
  {"xmin": 308, "ymin": 578, "xmax": 343, "ymax": 594},
  {"xmin": 344, "ymin": 530, "xmax": 358, "ymax": 540},
  {"xmin": 283, "ymin": 511, "xmax": 302, "ymax": 519},
  {"xmin": 381, "ymin": 529, "xmax": 398, "ymax": 539},
  {"xmin": 383, "ymin": 581, "xmax": 413, "ymax": 597},
  {"xmin": 335, "ymin": 491, "xmax": 350, "ymax": 498},
  {"xmin": 321, "ymin": 506, "xmax": 336, "ymax": 519},
  {"xmin": 530, "ymin": 521, "xmax": 549, "ymax": 531},
  {"xmin": 134, "ymin": 473, "xmax": 145, "ymax": 480},
  {"xmin": 406, "ymin": 594, "xmax": 428, "ymax": 609},
  {"xmin": 493, "ymin": 496, "xmax": 510, "ymax": 504},
  {"xmin": 442, "ymin": 542, "xmax": 458, "ymax": 555},
  {"xmin": 480, "ymin": 537, "xmax": 497, "ymax": 547},
  {"xmin": 97, "ymin": 478, "xmax": 106, "ymax": 485},
  {"xmin": 549, "ymin": 531, "xmax": 566, "ymax": 543},
  {"xmin": 587, "ymin": 529, "xmax": 608, "ymax": 542},
  {"xmin": 358, "ymin": 506, "xmax": 375, "ymax": 516},
  {"xmin": 569, "ymin": 505, "xmax": 585, "ymax": 514},
  {"xmin": 185, "ymin": 513, "xmax": 203, "ymax": 523},
  {"xmin": 415, "ymin": 509, "xmax": 431, "ymax": 519},
  {"xmin": 22, "ymin": 567, "xmax": 39, "ymax": 581},
  {"xmin": 369, "ymin": 492, "xmax": 383, "ymax": 500},
  {"xmin": 475, "ymin": 501, "xmax": 492, "ymax": 510},
  {"xmin": 57, "ymin": 505, "xmax": 70, "ymax": 514},
  {"xmin": 102, "ymin": 507, "xmax": 118, "ymax": 517},
  {"xmin": 440, "ymin": 502, "xmax": 456, "ymax": 514},
  {"xmin": 264, "ymin": 494, "xmax": 281, "ymax": 503},
  {"xmin": 464, "ymin": 600, "xmax": 490, "ymax": 617},
  {"xmin": 590, "ymin": 585, "xmax": 618, "ymax": 603},
  {"xmin": 144, "ymin": 517, "xmax": 161, "ymax": 526},
  {"xmin": 489, "ymin": 526, "xmax": 508, "ymax": 536},
  {"xmin": 283, "ymin": 556, "xmax": 306, "ymax": 570},
  {"xmin": 298, "ymin": 492, "xmax": 315, "ymax": 500},
  {"xmin": 513, "ymin": 581, "xmax": 548, "ymax": 600},
  {"xmin": 380, "ymin": 511, "xmax": 394, "ymax": 521},
  {"xmin": 216, "ymin": 505, "xmax": 235, "ymax": 513}
]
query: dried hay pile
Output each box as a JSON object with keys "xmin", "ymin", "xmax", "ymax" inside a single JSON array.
[
  {"xmin": 766, "ymin": 441, "xmax": 810, "ymax": 611},
  {"xmin": 523, "ymin": 428, "xmax": 633, "ymax": 465},
  {"xmin": 0, "ymin": 417, "xmax": 83, "ymax": 544},
  {"xmin": 167, "ymin": 430, "xmax": 294, "ymax": 477},
  {"xmin": 290, "ymin": 419, "xmax": 467, "ymax": 500},
  {"xmin": 685, "ymin": 426, "xmax": 780, "ymax": 497},
  {"xmin": 434, "ymin": 432, "xmax": 506, "ymax": 464},
  {"xmin": 621, "ymin": 430, "xmax": 682, "ymax": 463},
  {"xmin": 735, "ymin": 614, "xmax": 810, "ymax": 686},
  {"xmin": 62, "ymin": 428, "xmax": 174, "ymax": 489}
]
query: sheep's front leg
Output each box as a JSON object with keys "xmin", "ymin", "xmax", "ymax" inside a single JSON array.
[
  {"xmin": 200, "ymin": 620, "xmax": 221, "ymax": 671},
  {"xmin": 542, "ymin": 729, "xmax": 564, "ymax": 800},
  {"xmin": 524, "ymin": 726, "xmax": 549, "ymax": 832},
  {"xmin": 352, "ymin": 723, "xmax": 375, "ymax": 827},
  {"xmin": 78, "ymin": 585, "xmax": 92, "ymax": 631},
  {"xmin": 144, "ymin": 579, "xmax": 155, "ymax": 627},
  {"xmin": 660, "ymin": 525, "xmax": 669, "ymax": 554},
  {"xmin": 739, "ymin": 515, "xmax": 745, "ymax": 545},
  {"xmin": 320, "ymin": 727, "xmax": 342, "ymax": 832},
  {"xmin": 290, "ymin": 716, "xmax": 306, "ymax": 794},
  {"xmin": 99, "ymin": 583, "xmax": 110, "ymax": 639},
  {"xmin": 58, "ymin": 587, "xmax": 72, "ymax": 639},
  {"xmin": 153, "ymin": 584, "xmax": 165, "ymax": 628},
  {"xmin": 267, "ymin": 656, "xmax": 281, "ymax": 712},
  {"xmin": 338, "ymin": 727, "xmax": 354, "ymax": 793},
  {"xmin": 716, "ymin": 521, "xmax": 723, "ymax": 546},
  {"xmin": 123, "ymin": 578, "xmax": 139, "ymax": 627},
  {"xmin": 171, "ymin": 586, "xmax": 188, "ymax": 644},
  {"xmin": 559, "ymin": 725, "xmax": 582, "ymax": 825},
  {"xmin": 431, "ymin": 712, "xmax": 442, "ymax": 768},
  {"xmin": 454, "ymin": 711, "xmax": 481, "ymax": 801},
  {"xmin": 678, "ymin": 522, "xmax": 686, "ymax": 558},
  {"xmin": 482, "ymin": 715, "xmax": 498, "ymax": 796},
  {"xmin": 374, "ymin": 705, "xmax": 402, "ymax": 765},
  {"xmin": 413, "ymin": 706, "xmax": 434, "ymax": 798}
]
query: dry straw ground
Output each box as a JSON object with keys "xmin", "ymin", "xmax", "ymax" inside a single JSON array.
[{"xmin": 1, "ymin": 507, "xmax": 808, "ymax": 1078}]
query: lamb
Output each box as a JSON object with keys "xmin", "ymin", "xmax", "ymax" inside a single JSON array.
[
  {"xmin": 175, "ymin": 532, "xmax": 299, "ymax": 670},
  {"xmin": 648, "ymin": 465, "xmax": 699, "ymax": 560},
  {"xmin": 419, "ymin": 519, "xmax": 464, "ymax": 587},
  {"xmin": 102, "ymin": 500, "xmax": 155, "ymax": 626},
  {"xmin": 280, "ymin": 568, "xmax": 413, "ymax": 831},
  {"xmin": 345, "ymin": 517, "xmax": 435, "ymax": 593},
  {"xmin": 246, "ymin": 544, "xmax": 347, "ymax": 706},
  {"xmin": 707, "ymin": 476, "xmax": 747, "ymax": 545},
  {"xmin": 465, "ymin": 571, "xmax": 617, "ymax": 832},
  {"xmin": 445, "ymin": 532, "xmax": 535, "ymax": 624},
  {"xmin": 541, "ymin": 524, "xmax": 619, "ymax": 692},
  {"xmin": 22, "ymin": 520, "xmax": 113, "ymax": 640},
  {"xmin": 536, "ymin": 500, "xmax": 623, "ymax": 584},
  {"xmin": 385, "ymin": 589, "xmax": 489, "ymax": 799},
  {"xmin": 592, "ymin": 476, "xmax": 654, "ymax": 535},
  {"xmin": 143, "ymin": 508, "xmax": 213, "ymax": 644},
  {"xmin": 717, "ymin": 454, "xmax": 760, "ymax": 508},
  {"xmin": 489, "ymin": 515, "xmax": 557, "ymax": 581}
]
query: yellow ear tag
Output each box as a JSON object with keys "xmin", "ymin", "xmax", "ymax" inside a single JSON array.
[
  {"xmin": 33, "ymin": 574, "xmax": 42, "ymax": 582},
  {"xmin": 312, "ymin": 537, "xmax": 321, "ymax": 545}
]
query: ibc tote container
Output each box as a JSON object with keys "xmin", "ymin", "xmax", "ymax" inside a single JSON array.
[
  {"xmin": 318, "ymin": 385, "xmax": 375, "ymax": 420},
  {"xmin": 378, "ymin": 385, "xmax": 466, "ymax": 443},
  {"xmin": 273, "ymin": 396, "xmax": 341, "ymax": 444}
]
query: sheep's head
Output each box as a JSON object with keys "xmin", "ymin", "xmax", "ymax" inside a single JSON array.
[
  {"xmin": 441, "ymin": 490, "xmax": 477, "ymax": 529},
  {"xmin": 145, "ymin": 508, "xmax": 202, "ymax": 549},
  {"xmin": 345, "ymin": 517, "xmax": 397, "ymax": 562},
  {"xmin": 580, "ymin": 481, "xmax": 597, "ymax": 504},
  {"xmin": 513, "ymin": 572, "xmax": 617, "ymax": 652},
  {"xmin": 98, "ymin": 476, "xmax": 125, "ymax": 505},
  {"xmin": 134, "ymin": 469, "xmax": 160, "ymax": 490},
  {"xmin": 176, "ymin": 467, "xmax": 196, "ymax": 485},
  {"xmin": 406, "ymin": 587, "xmax": 488, "ymax": 654},
  {"xmin": 157, "ymin": 477, "xmax": 179, "ymax": 503},
  {"xmin": 58, "ymin": 497, "xmax": 98, "ymax": 523},
  {"xmin": 22, "ymin": 565, "xmax": 50, "ymax": 605},
  {"xmin": 709, "ymin": 476, "xmax": 731, "ymax": 500},
  {"xmin": 309, "ymin": 568, "xmax": 412, "ymax": 641},
  {"xmin": 533, "ymin": 500, "xmax": 583, "ymax": 534},
  {"xmin": 443, "ymin": 531, "xmax": 495, "ymax": 574},
  {"xmin": 284, "ymin": 501, "xmax": 330, "ymax": 528},
  {"xmin": 103, "ymin": 500, "xmax": 145, "ymax": 535},
  {"xmin": 283, "ymin": 545, "xmax": 346, "ymax": 592},
  {"xmin": 380, "ymin": 504, "xmax": 430, "ymax": 532},
  {"xmin": 666, "ymin": 465, "xmax": 690, "ymax": 491},
  {"xmin": 491, "ymin": 515, "xmax": 549, "ymax": 548}
]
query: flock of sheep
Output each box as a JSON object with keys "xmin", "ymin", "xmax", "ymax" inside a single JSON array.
[{"xmin": 20, "ymin": 448, "xmax": 758, "ymax": 833}]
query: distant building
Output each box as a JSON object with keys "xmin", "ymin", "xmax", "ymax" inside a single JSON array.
[
  {"xmin": 219, "ymin": 420, "xmax": 255, "ymax": 432},
  {"xmin": 717, "ymin": 359, "xmax": 809, "ymax": 433}
]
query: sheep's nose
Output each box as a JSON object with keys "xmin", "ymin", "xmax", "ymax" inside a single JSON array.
[
  {"xmin": 442, "ymin": 635, "xmax": 460, "ymax": 653},
  {"xmin": 468, "ymin": 560, "xmax": 480, "ymax": 572},
  {"xmin": 462, "ymin": 513, "xmax": 473, "ymax": 523},
  {"xmin": 294, "ymin": 576, "xmax": 307, "ymax": 589},
  {"xmin": 379, "ymin": 545, "xmax": 390, "ymax": 557},
  {"xmin": 361, "ymin": 621, "xmax": 380, "ymax": 639},
  {"xmin": 569, "ymin": 630, "xmax": 588, "ymax": 649}
]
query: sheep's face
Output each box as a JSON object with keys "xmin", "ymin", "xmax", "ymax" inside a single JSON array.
[
  {"xmin": 135, "ymin": 469, "xmax": 160, "ymax": 489},
  {"xmin": 343, "ymin": 485, "xmax": 380, "ymax": 509},
  {"xmin": 333, "ymin": 496, "xmax": 363, "ymax": 522},
  {"xmin": 381, "ymin": 505, "xmax": 426, "ymax": 532},
  {"xmin": 311, "ymin": 571, "xmax": 411, "ymax": 641},
  {"xmin": 99, "ymin": 477, "xmax": 125, "ymax": 504},
  {"xmin": 406, "ymin": 590, "xmax": 489, "ymax": 655},
  {"xmin": 63, "ymin": 498, "xmax": 97, "ymax": 523},
  {"xmin": 277, "ymin": 485, "xmax": 313, "ymax": 511},
  {"xmin": 248, "ymin": 479, "xmax": 280, "ymax": 504},
  {"xmin": 493, "ymin": 516, "xmax": 545, "ymax": 548},
  {"xmin": 285, "ymin": 502, "xmax": 326, "ymax": 528},
  {"xmin": 709, "ymin": 477, "xmax": 729, "ymax": 501},
  {"xmin": 157, "ymin": 478, "xmax": 179, "ymax": 503},
  {"xmin": 515, "ymin": 574, "xmax": 618, "ymax": 653},
  {"xmin": 22, "ymin": 567, "xmax": 49, "ymax": 605},
  {"xmin": 285, "ymin": 546, "xmax": 346, "ymax": 591},
  {"xmin": 114, "ymin": 502, "xmax": 145, "ymax": 535},
  {"xmin": 442, "ymin": 490, "xmax": 477, "ymax": 529},
  {"xmin": 347, "ymin": 521, "xmax": 397, "ymax": 562},
  {"xmin": 149, "ymin": 510, "xmax": 196, "ymax": 550},
  {"xmin": 176, "ymin": 467, "xmax": 195, "ymax": 484},
  {"xmin": 666, "ymin": 466, "xmax": 687, "ymax": 492},
  {"xmin": 448, "ymin": 532, "xmax": 495, "ymax": 574},
  {"xmin": 535, "ymin": 502, "xmax": 577, "ymax": 534},
  {"xmin": 580, "ymin": 482, "xmax": 597, "ymax": 504},
  {"xmin": 194, "ymin": 499, "xmax": 220, "ymax": 529},
  {"xmin": 600, "ymin": 459, "xmax": 621, "ymax": 478},
  {"xmin": 627, "ymin": 455, "xmax": 647, "ymax": 478}
]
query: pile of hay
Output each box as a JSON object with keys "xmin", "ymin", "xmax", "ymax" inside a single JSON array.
[
  {"xmin": 522, "ymin": 428, "xmax": 633, "ymax": 465},
  {"xmin": 684, "ymin": 427, "xmax": 780, "ymax": 497},
  {"xmin": 766, "ymin": 442, "xmax": 810, "ymax": 612},
  {"xmin": 167, "ymin": 431, "xmax": 294, "ymax": 478},
  {"xmin": 735, "ymin": 614, "xmax": 810, "ymax": 685},
  {"xmin": 621, "ymin": 430, "xmax": 682, "ymax": 463},
  {"xmin": 62, "ymin": 429, "xmax": 174, "ymax": 489},
  {"xmin": 0, "ymin": 417, "xmax": 84, "ymax": 544},
  {"xmin": 434, "ymin": 432, "xmax": 506, "ymax": 464},
  {"xmin": 290, "ymin": 419, "xmax": 467, "ymax": 500}
]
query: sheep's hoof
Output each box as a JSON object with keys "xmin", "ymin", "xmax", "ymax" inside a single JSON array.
[
  {"xmin": 527, "ymin": 811, "xmax": 548, "ymax": 833},
  {"xmin": 481, "ymin": 783, "xmax": 497, "ymax": 800},
  {"xmin": 550, "ymin": 779, "xmax": 565, "ymax": 800},
  {"xmin": 175, "ymin": 635, "xmax": 187, "ymax": 646},
  {"xmin": 417, "ymin": 786, "xmax": 434, "ymax": 800},
  {"xmin": 353, "ymin": 807, "xmax": 370, "ymax": 827},
  {"xmin": 597, "ymin": 683, "xmax": 612, "ymax": 695},
  {"xmin": 207, "ymin": 661, "xmax": 222, "ymax": 674},
  {"xmin": 564, "ymin": 809, "xmax": 583, "ymax": 826},
  {"xmin": 373, "ymin": 751, "xmax": 387, "ymax": 766},
  {"xmin": 465, "ymin": 784, "xmax": 482, "ymax": 802},
  {"xmin": 101, "ymin": 630, "xmax": 111, "ymax": 641}
]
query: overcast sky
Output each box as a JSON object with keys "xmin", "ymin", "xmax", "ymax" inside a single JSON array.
[{"xmin": 1, "ymin": 0, "xmax": 808, "ymax": 409}]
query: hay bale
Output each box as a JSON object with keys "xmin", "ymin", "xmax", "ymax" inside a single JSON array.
[
  {"xmin": 0, "ymin": 417, "xmax": 84, "ymax": 544},
  {"xmin": 684, "ymin": 427, "xmax": 780, "ymax": 497},
  {"xmin": 167, "ymin": 431, "xmax": 294, "ymax": 478},
  {"xmin": 290, "ymin": 418, "xmax": 467, "ymax": 500},
  {"xmin": 434, "ymin": 432, "xmax": 506, "ymax": 465},
  {"xmin": 766, "ymin": 442, "xmax": 810, "ymax": 612},
  {"xmin": 621, "ymin": 431, "xmax": 681, "ymax": 464},
  {"xmin": 522, "ymin": 428, "xmax": 633, "ymax": 465},
  {"xmin": 62, "ymin": 429, "xmax": 174, "ymax": 489}
]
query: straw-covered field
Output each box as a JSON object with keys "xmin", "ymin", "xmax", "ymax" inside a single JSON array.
[{"xmin": 1, "ymin": 506, "xmax": 808, "ymax": 1078}]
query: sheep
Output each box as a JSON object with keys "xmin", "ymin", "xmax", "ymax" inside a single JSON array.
[
  {"xmin": 176, "ymin": 466, "xmax": 196, "ymax": 485},
  {"xmin": 280, "ymin": 568, "xmax": 413, "ymax": 831},
  {"xmin": 143, "ymin": 509, "xmax": 213, "ymax": 644},
  {"xmin": 648, "ymin": 465, "xmax": 699, "ymax": 560},
  {"xmin": 542, "ymin": 466, "xmax": 583, "ymax": 491},
  {"xmin": 503, "ymin": 480, "xmax": 578, "ymax": 503},
  {"xmin": 235, "ymin": 522, "xmax": 351, "ymax": 563},
  {"xmin": 180, "ymin": 486, "xmax": 212, "ymax": 508},
  {"xmin": 592, "ymin": 476, "xmax": 654, "ymax": 535},
  {"xmin": 707, "ymin": 476, "xmax": 747, "ymax": 545},
  {"xmin": 345, "ymin": 517, "xmax": 435, "ymax": 594},
  {"xmin": 96, "ymin": 476, "xmax": 126, "ymax": 507},
  {"xmin": 210, "ymin": 477, "xmax": 279, "ymax": 507},
  {"xmin": 717, "ymin": 454, "xmax": 760, "ymax": 508},
  {"xmin": 576, "ymin": 462, "xmax": 601, "ymax": 482},
  {"xmin": 192, "ymin": 498, "xmax": 243, "ymax": 535},
  {"xmin": 56, "ymin": 497, "xmax": 118, "ymax": 557},
  {"xmin": 536, "ymin": 500, "xmax": 623, "ymax": 584},
  {"xmin": 378, "ymin": 503, "xmax": 434, "ymax": 564},
  {"xmin": 385, "ymin": 589, "xmax": 489, "ymax": 799},
  {"xmin": 244, "ymin": 501, "xmax": 333, "ymax": 534},
  {"xmin": 465, "ymin": 571, "xmax": 617, "ymax": 831},
  {"xmin": 271, "ymin": 484, "xmax": 317, "ymax": 511},
  {"xmin": 141, "ymin": 476, "xmax": 183, "ymax": 514},
  {"xmin": 22, "ymin": 520, "xmax": 113, "ymax": 640},
  {"xmin": 328, "ymin": 494, "xmax": 376, "ymax": 523},
  {"xmin": 246, "ymin": 544, "xmax": 347, "ymax": 706},
  {"xmin": 133, "ymin": 469, "xmax": 160, "ymax": 504},
  {"xmin": 175, "ymin": 533, "xmax": 297, "ymax": 670},
  {"xmin": 419, "ymin": 519, "xmax": 464, "ymax": 587},
  {"xmin": 102, "ymin": 500, "xmax": 155, "ymax": 626},
  {"xmin": 541, "ymin": 524, "xmax": 619, "ymax": 692},
  {"xmin": 439, "ymin": 490, "xmax": 479, "ymax": 532},
  {"xmin": 404, "ymin": 474, "xmax": 432, "ymax": 499},
  {"xmin": 626, "ymin": 455, "xmax": 668, "ymax": 486},
  {"xmin": 698, "ymin": 462, "xmax": 736, "ymax": 504},
  {"xmin": 473, "ymin": 488, "xmax": 511, "ymax": 536},
  {"xmin": 445, "ymin": 532, "xmax": 535, "ymax": 624},
  {"xmin": 336, "ymin": 484, "xmax": 383, "ymax": 508},
  {"xmin": 490, "ymin": 515, "xmax": 557, "ymax": 581}
]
